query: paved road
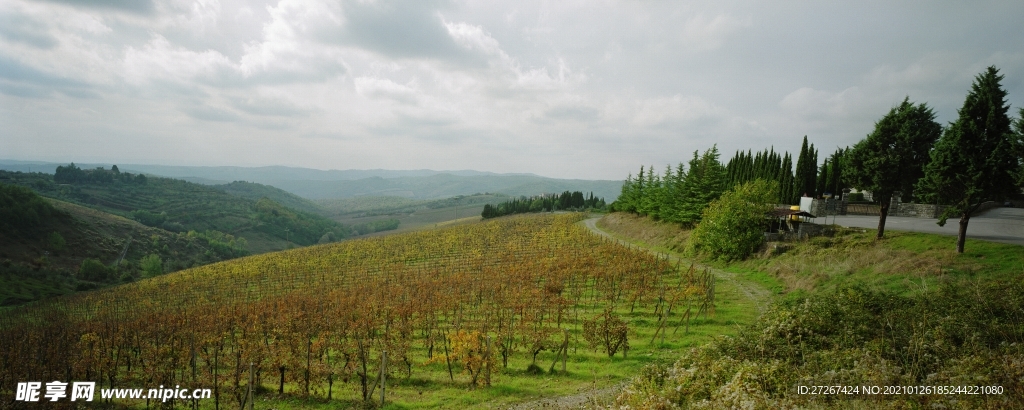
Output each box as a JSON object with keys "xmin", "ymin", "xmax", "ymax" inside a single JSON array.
[{"xmin": 819, "ymin": 207, "xmax": 1024, "ymax": 246}]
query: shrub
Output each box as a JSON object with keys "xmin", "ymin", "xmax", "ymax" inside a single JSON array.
[
  {"xmin": 583, "ymin": 307, "xmax": 629, "ymax": 357},
  {"xmin": 140, "ymin": 254, "xmax": 163, "ymax": 277},
  {"xmin": 131, "ymin": 210, "xmax": 166, "ymax": 227},
  {"xmin": 686, "ymin": 179, "xmax": 778, "ymax": 261},
  {"xmin": 78, "ymin": 258, "xmax": 112, "ymax": 282},
  {"xmin": 47, "ymin": 232, "xmax": 66, "ymax": 252}
]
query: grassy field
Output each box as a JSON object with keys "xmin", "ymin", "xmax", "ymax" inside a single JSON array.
[{"xmin": 597, "ymin": 212, "xmax": 1024, "ymax": 409}]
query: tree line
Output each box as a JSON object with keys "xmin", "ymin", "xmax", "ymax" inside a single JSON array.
[
  {"xmin": 613, "ymin": 65, "xmax": 1024, "ymax": 254},
  {"xmin": 481, "ymin": 191, "xmax": 605, "ymax": 218},
  {"xmin": 55, "ymin": 163, "xmax": 147, "ymax": 185},
  {"xmin": 845, "ymin": 66, "xmax": 1022, "ymax": 252}
]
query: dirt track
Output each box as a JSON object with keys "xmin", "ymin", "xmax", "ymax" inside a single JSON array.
[{"xmin": 503, "ymin": 215, "xmax": 772, "ymax": 409}]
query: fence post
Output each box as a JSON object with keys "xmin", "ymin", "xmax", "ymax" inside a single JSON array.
[
  {"xmin": 247, "ymin": 362, "xmax": 254, "ymax": 410},
  {"xmin": 380, "ymin": 350, "xmax": 387, "ymax": 407}
]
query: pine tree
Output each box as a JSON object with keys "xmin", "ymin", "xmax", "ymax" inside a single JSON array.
[
  {"xmin": 916, "ymin": 66, "xmax": 1020, "ymax": 253},
  {"xmin": 676, "ymin": 146, "xmax": 728, "ymax": 226}
]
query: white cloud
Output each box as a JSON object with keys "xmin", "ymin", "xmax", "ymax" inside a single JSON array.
[
  {"xmin": 353, "ymin": 76, "xmax": 419, "ymax": 104},
  {"xmin": 631, "ymin": 95, "xmax": 726, "ymax": 128},
  {"xmin": 3, "ymin": 1, "xmax": 1023, "ymax": 180},
  {"xmin": 445, "ymin": 21, "xmax": 502, "ymax": 56},
  {"xmin": 123, "ymin": 34, "xmax": 233, "ymax": 85},
  {"xmin": 679, "ymin": 13, "xmax": 751, "ymax": 51}
]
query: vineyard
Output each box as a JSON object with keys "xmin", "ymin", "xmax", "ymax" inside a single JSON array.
[{"xmin": 0, "ymin": 213, "xmax": 714, "ymax": 408}]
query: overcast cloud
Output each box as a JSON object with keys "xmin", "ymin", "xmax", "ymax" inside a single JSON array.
[{"xmin": 1, "ymin": 0, "xmax": 1022, "ymax": 180}]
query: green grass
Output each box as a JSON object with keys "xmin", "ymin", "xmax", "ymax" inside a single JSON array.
[
  {"xmin": 731, "ymin": 228, "xmax": 1024, "ymax": 297},
  {"xmin": 598, "ymin": 212, "xmax": 1024, "ymax": 409}
]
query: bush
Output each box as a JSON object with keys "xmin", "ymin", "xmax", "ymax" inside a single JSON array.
[
  {"xmin": 47, "ymin": 232, "xmax": 66, "ymax": 252},
  {"xmin": 686, "ymin": 179, "xmax": 778, "ymax": 261},
  {"xmin": 78, "ymin": 258, "xmax": 112, "ymax": 281},
  {"xmin": 140, "ymin": 254, "xmax": 163, "ymax": 277},
  {"xmin": 0, "ymin": 183, "xmax": 62, "ymax": 235},
  {"xmin": 583, "ymin": 307, "xmax": 629, "ymax": 357},
  {"xmin": 131, "ymin": 210, "xmax": 167, "ymax": 227}
]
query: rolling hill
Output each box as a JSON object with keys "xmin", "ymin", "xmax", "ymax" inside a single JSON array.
[
  {"xmin": 0, "ymin": 168, "xmax": 351, "ymax": 252},
  {"xmin": 0, "ymin": 160, "xmax": 624, "ymax": 201}
]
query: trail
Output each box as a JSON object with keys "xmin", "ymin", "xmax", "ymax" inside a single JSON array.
[
  {"xmin": 505, "ymin": 216, "xmax": 773, "ymax": 409},
  {"xmin": 581, "ymin": 216, "xmax": 771, "ymax": 312}
]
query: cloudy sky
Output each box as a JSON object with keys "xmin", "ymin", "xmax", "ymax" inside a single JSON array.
[{"xmin": 1, "ymin": 1, "xmax": 1022, "ymax": 180}]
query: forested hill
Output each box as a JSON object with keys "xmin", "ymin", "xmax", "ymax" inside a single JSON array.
[
  {"xmin": 0, "ymin": 166, "xmax": 351, "ymax": 251},
  {"xmin": 215, "ymin": 180, "xmax": 324, "ymax": 215}
]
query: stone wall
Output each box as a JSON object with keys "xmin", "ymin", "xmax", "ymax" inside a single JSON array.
[
  {"xmin": 892, "ymin": 203, "xmax": 947, "ymax": 218},
  {"xmin": 891, "ymin": 201, "xmax": 999, "ymax": 218},
  {"xmin": 807, "ymin": 198, "xmax": 838, "ymax": 217}
]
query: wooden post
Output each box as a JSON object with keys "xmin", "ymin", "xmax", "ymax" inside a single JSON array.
[
  {"xmin": 247, "ymin": 362, "xmax": 254, "ymax": 410},
  {"xmin": 485, "ymin": 336, "xmax": 492, "ymax": 386},
  {"xmin": 380, "ymin": 350, "xmax": 387, "ymax": 407}
]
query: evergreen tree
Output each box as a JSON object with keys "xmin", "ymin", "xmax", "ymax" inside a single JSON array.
[
  {"xmin": 793, "ymin": 136, "xmax": 818, "ymax": 201},
  {"xmin": 815, "ymin": 161, "xmax": 830, "ymax": 197},
  {"xmin": 846, "ymin": 97, "xmax": 941, "ymax": 239},
  {"xmin": 1015, "ymin": 108, "xmax": 1024, "ymax": 189},
  {"xmin": 780, "ymin": 153, "xmax": 794, "ymax": 204},
  {"xmin": 916, "ymin": 66, "xmax": 1020, "ymax": 253},
  {"xmin": 676, "ymin": 146, "xmax": 728, "ymax": 226}
]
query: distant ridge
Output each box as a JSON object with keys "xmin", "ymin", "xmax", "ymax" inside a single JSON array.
[
  {"xmin": 0, "ymin": 160, "xmax": 621, "ymax": 201},
  {"xmin": 0, "ymin": 160, "xmax": 540, "ymax": 181}
]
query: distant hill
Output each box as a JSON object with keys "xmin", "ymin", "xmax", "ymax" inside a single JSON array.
[
  {"xmin": 268, "ymin": 174, "xmax": 622, "ymax": 200},
  {"xmin": 0, "ymin": 160, "xmax": 622, "ymax": 201},
  {"xmin": 0, "ymin": 160, "xmax": 525, "ymax": 181},
  {"xmin": 0, "ymin": 183, "xmax": 257, "ymax": 305},
  {"xmin": 216, "ymin": 180, "xmax": 324, "ymax": 215},
  {"xmin": 0, "ymin": 168, "xmax": 352, "ymax": 252}
]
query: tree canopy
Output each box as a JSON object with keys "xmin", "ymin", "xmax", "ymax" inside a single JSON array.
[
  {"xmin": 916, "ymin": 66, "xmax": 1021, "ymax": 253},
  {"xmin": 844, "ymin": 97, "xmax": 941, "ymax": 239}
]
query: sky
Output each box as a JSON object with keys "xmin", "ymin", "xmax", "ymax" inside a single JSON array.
[{"xmin": 1, "ymin": 1, "xmax": 1023, "ymax": 180}]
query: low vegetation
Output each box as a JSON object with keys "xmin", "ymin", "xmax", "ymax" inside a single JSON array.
[
  {"xmin": 599, "ymin": 212, "xmax": 1024, "ymax": 409},
  {"xmin": 685, "ymin": 179, "xmax": 778, "ymax": 261}
]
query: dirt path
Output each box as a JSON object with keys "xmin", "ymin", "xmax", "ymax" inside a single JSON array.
[
  {"xmin": 581, "ymin": 216, "xmax": 771, "ymax": 311},
  {"xmin": 503, "ymin": 216, "xmax": 773, "ymax": 409}
]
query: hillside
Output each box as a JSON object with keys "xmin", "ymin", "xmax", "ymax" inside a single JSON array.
[
  {"xmin": 0, "ymin": 213, "xmax": 716, "ymax": 408},
  {"xmin": 316, "ymin": 193, "xmax": 510, "ymax": 234},
  {"xmin": 0, "ymin": 167, "xmax": 350, "ymax": 250},
  {"xmin": 215, "ymin": 180, "xmax": 325, "ymax": 215},
  {"xmin": 269, "ymin": 173, "xmax": 622, "ymax": 200},
  {"xmin": 595, "ymin": 213, "xmax": 1024, "ymax": 408},
  {"xmin": 0, "ymin": 184, "xmax": 252, "ymax": 305}
]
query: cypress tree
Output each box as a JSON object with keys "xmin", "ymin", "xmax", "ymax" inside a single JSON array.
[{"xmin": 793, "ymin": 136, "xmax": 812, "ymax": 201}]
